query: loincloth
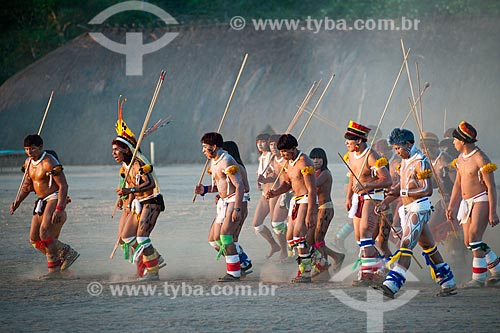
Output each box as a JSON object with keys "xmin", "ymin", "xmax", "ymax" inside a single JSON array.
[
  {"xmin": 33, "ymin": 192, "xmax": 58, "ymax": 216},
  {"xmin": 131, "ymin": 193, "xmax": 165, "ymax": 216},
  {"xmin": 288, "ymin": 194, "xmax": 308, "ymax": 220},
  {"xmin": 215, "ymin": 193, "xmax": 236, "ymax": 224},
  {"xmin": 457, "ymin": 191, "xmax": 488, "ymax": 225},
  {"xmin": 399, "ymin": 197, "xmax": 432, "ymax": 249},
  {"xmin": 319, "ymin": 201, "xmax": 334, "ymax": 209},
  {"xmin": 348, "ymin": 189, "xmax": 384, "ymax": 218}
]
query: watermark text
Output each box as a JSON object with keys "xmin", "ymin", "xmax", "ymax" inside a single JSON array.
[{"xmin": 230, "ymin": 16, "xmax": 420, "ymax": 32}]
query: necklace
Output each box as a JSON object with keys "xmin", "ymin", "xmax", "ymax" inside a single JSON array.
[
  {"xmin": 289, "ymin": 151, "xmax": 303, "ymax": 167},
  {"xmin": 213, "ymin": 152, "xmax": 226, "ymax": 165},
  {"xmin": 31, "ymin": 151, "xmax": 46, "ymax": 166},
  {"xmin": 353, "ymin": 146, "xmax": 369, "ymax": 159},
  {"xmin": 462, "ymin": 148, "xmax": 478, "ymax": 159}
]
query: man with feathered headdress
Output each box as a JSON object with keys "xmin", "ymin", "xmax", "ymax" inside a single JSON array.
[{"xmin": 111, "ymin": 97, "xmax": 165, "ymax": 280}]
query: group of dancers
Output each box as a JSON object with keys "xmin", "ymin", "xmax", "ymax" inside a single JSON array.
[{"xmin": 9, "ymin": 105, "xmax": 500, "ymax": 297}]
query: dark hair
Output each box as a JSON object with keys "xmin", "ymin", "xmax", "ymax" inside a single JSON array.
[
  {"xmin": 344, "ymin": 132, "xmax": 367, "ymax": 142},
  {"xmin": 112, "ymin": 139, "xmax": 130, "ymax": 151},
  {"xmin": 223, "ymin": 141, "xmax": 245, "ymax": 167},
  {"xmin": 256, "ymin": 133, "xmax": 270, "ymax": 141},
  {"xmin": 24, "ymin": 134, "xmax": 43, "ymax": 147},
  {"xmin": 201, "ymin": 132, "xmax": 223, "ymax": 147},
  {"xmin": 388, "ymin": 128, "xmax": 415, "ymax": 146},
  {"xmin": 309, "ymin": 147, "xmax": 328, "ymax": 171},
  {"xmin": 269, "ymin": 134, "xmax": 281, "ymax": 144},
  {"xmin": 277, "ymin": 134, "xmax": 298, "ymax": 150}
]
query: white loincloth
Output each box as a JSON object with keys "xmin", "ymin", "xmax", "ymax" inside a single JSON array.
[
  {"xmin": 215, "ymin": 193, "xmax": 237, "ymax": 224},
  {"xmin": 457, "ymin": 191, "xmax": 488, "ymax": 224}
]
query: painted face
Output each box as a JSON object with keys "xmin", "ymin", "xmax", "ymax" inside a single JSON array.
[
  {"xmin": 393, "ymin": 143, "xmax": 411, "ymax": 159},
  {"xmin": 452, "ymin": 137, "xmax": 464, "ymax": 152},
  {"xmin": 311, "ymin": 157, "xmax": 323, "ymax": 170},
  {"xmin": 202, "ymin": 143, "xmax": 217, "ymax": 159},
  {"xmin": 112, "ymin": 144, "xmax": 127, "ymax": 163},
  {"xmin": 279, "ymin": 148, "xmax": 296, "ymax": 161},
  {"xmin": 256, "ymin": 140, "xmax": 267, "ymax": 152},
  {"xmin": 269, "ymin": 141, "xmax": 280, "ymax": 157},
  {"xmin": 24, "ymin": 145, "xmax": 42, "ymax": 160},
  {"xmin": 345, "ymin": 139, "xmax": 360, "ymax": 152}
]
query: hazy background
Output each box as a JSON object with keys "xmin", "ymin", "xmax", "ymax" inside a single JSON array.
[{"xmin": 0, "ymin": 1, "xmax": 499, "ymax": 165}]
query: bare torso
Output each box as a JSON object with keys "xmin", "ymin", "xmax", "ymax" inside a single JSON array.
[
  {"xmin": 456, "ymin": 149, "xmax": 489, "ymax": 199},
  {"xmin": 316, "ymin": 169, "xmax": 332, "ymax": 206}
]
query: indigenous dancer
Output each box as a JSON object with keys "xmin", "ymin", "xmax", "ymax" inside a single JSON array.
[
  {"xmin": 10, "ymin": 134, "xmax": 79, "ymax": 279},
  {"xmin": 420, "ymin": 132, "xmax": 463, "ymax": 258},
  {"xmin": 446, "ymin": 121, "xmax": 500, "ymax": 288},
  {"xmin": 112, "ymin": 108, "xmax": 165, "ymax": 280},
  {"xmin": 266, "ymin": 134, "xmax": 317, "ymax": 283},
  {"xmin": 222, "ymin": 141, "xmax": 252, "ymax": 274},
  {"xmin": 308, "ymin": 147, "xmax": 345, "ymax": 277},
  {"xmin": 252, "ymin": 133, "xmax": 283, "ymax": 258},
  {"xmin": 376, "ymin": 128, "xmax": 457, "ymax": 298},
  {"xmin": 256, "ymin": 134, "xmax": 289, "ymax": 260},
  {"xmin": 372, "ymin": 138, "xmax": 397, "ymax": 258},
  {"xmin": 344, "ymin": 121, "xmax": 392, "ymax": 286},
  {"xmin": 194, "ymin": 132, "xmax": 245, "ymax": 281}
]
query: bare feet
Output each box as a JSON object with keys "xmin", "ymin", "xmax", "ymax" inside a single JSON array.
[{"xmin": 266, "ymin": 244, "xmax": 281, "ymax": 259}]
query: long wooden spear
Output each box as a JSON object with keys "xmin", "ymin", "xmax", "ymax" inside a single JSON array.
[
  {"xmin": 270, "ymin": 74, "xmax": 335, "ymax": 190},
  {"xmin": 14, "ymin": 91, "xmax": 54, "ymax": 205},
  {"xmin": 300, "ymin": 106, "xmax": 343, "ymax": 133},
  {"xmin": 354, "ymin": 48, "xmax": 410, "ymax": 181},
  {"xmin": 257, "ymin": 81, "xmax": 320, "ymax": 179},
  {"xmin": 337, "ymin": 152, "xmax": 424, "ymax": 269},
  {"xmin": 112, "ymin": 70, "xmax": 166, "ymax": 217},
  {"xmin": 400, "ymin": 40, "xmax": 417, "ymax": 119},
  {"xmin": 416, "ymin": 62, "xmax": 424, "ymax": 128},
  {"xmin": 193, "ymin": 53, "xmax": 248, "ymax": 203},
  {"xmin": 406, "ymin": 97, "xmax": 458, "ymax": 239},
  {"xmin": 285, "ymin": 81, "xmax": 320, "ymax": 134},
  {"xmin": 109, "ymin": 70, "xmax": 166, "ymax": 258},
  {"xmin": 400, "ymin": 82, "xmax": 430, "ymax": 128},
  {"xmin": 297, "ymin": 74, "xmax": 335, "ymax": 141}
]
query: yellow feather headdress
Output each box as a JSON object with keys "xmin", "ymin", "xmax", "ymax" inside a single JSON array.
[{"xmin": 114, "ymin": 96, "xmax": 137, "ymax": 149}]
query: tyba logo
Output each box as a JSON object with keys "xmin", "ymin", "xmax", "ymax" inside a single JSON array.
[
  {"xmin": 328, "ymin": 263, "xmax": 420, "ymax": 332},
  {"xmin": 89, "ymin": 1, "xmax": 179, "ymax": 76}
]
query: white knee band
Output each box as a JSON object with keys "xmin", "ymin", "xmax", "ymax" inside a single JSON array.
[
  {"xmin": 271, "ymin": 221, "xmax": 287, "ymax": 235},
  {"xmin": 137, "ymin": 237, "xmax": 152, "ymax": 247},
  {"xmin": 254, "ymin": 225, "xmax": 265, "ymax": 233},
  {"xmin": 209, "ymin": 241, "xmax": 219, "ymax": 249},
  {"xmin": 133, "ymin": 237, "xmax": 152, "ymax": 263},
  {"xmin": 122, "ymin": 236, "xmax": 136, "ymax": 244}
]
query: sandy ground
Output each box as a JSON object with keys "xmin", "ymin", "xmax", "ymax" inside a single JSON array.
[{"xmin": 1, "ymin": 164, "xmax": 500, "ymax": 332}]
